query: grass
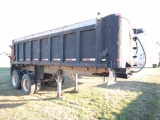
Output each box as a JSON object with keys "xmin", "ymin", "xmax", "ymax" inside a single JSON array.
[{"xmin": 0, "ymin": 67, "xmax": 160, "ymax": 120}]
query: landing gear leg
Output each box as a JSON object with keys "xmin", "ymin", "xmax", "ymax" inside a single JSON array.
[
  {"xmin": 73, "ymin": 73, "xmax": 79, "ymax": 92},
  {"xmin": 106, "ymin": 68, "xmax": 117, "ymax": 85},
  {"xmin": 54, "ymin": 69, "xmax": 64, "ymax": 99},
  {"xmin": 103, "ymin": 76, "xmax": 106, "ymax": 83}
]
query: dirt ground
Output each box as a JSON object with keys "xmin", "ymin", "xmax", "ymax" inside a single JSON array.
[{"xmin": 0, "ymin": 67, "xmax": 160, "ymax": 120}]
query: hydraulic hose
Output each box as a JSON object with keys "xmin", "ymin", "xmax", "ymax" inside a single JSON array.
[
  {"xmin": 119, "ymin": 16, "xmax": 146, "ymax": 73},
  {"xmin": 135, "ymin": 40, "xmax": 138, "ymax": 54},
  {"xmin": 132, "ymin": 36, "xmax": 146, "ymax": 73}
]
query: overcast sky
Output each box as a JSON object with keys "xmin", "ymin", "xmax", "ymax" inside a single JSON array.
[{"xmin": 0, "ymin": 0, "xmax": 159, "ymax": 52}]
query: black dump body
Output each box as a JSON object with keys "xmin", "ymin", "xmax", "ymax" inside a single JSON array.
[{"xmin": 12, "ymin": 14, "xmax": 133, "ymax": 70}]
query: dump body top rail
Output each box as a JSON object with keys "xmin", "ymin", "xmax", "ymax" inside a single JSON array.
[{"xmin": 14, "ymin": 19, "xmax": 96, "ymax": 42}]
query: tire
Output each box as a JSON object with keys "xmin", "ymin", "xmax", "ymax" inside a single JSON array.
[
  {"xmin": 11, "ymin": 70, "xmax": 23, "ymax": 89},
  {"xmin": 21, "ymin": 74, "xmax": 36, "ymax": 95}
]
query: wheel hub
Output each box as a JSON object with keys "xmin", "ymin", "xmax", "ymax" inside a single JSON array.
[
  {"xmin": 23, "ymin": 79, "xmax": 29, "ymax": 91},
  {"xmin": 12, "ymin": 75, "xmax": 17, "ymax": 86}
]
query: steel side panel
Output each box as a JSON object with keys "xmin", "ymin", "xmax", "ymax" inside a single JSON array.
[
  {"xmin": 18, "ymin": 43, "xmax": 23, "ymax": 61},
  {"xmin": 40, "ymin": 38, "xmax": 48, "ymax": 62},
  {"xmin": 24, "ymin": 42, "xmax": 30, "ymax": 61},
  {"xmin": 32, "ymin": 40, "xmax": 39, "ymax": 62},
  {"xmin": 64, "ymin": 33, "xmax": 76, "ymax": 63}
]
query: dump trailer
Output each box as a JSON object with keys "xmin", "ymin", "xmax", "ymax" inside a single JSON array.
[{"xmin": 10, "ymin": 13, "xmax": 135, "ymax": 98}]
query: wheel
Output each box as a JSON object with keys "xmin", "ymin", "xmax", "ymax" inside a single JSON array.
[
  {"xmin": 21, "ymin": 74, "xmax": 36, "ymax": 95},
  {"xmin": 11, "ymin": 70, "xmax": 23, "ymax": 89}
]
